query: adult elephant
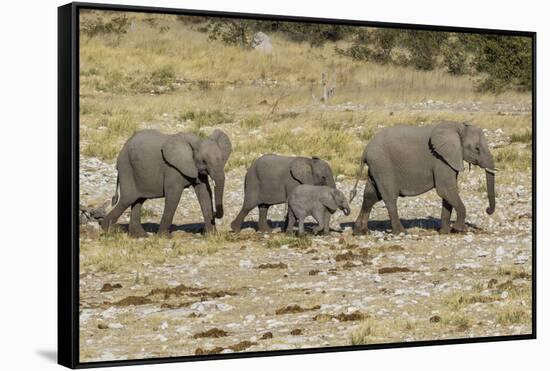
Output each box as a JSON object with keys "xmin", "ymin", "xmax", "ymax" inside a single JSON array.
[
  {"xmin": 101, "ymin": 129, "xmax": 232, "ymax": 237},
  {"xmin": 230, "ymin": 154, "xmax": 336, "ymax": 233},
  {"xmin": 350, "ymin": 122, "xmax": 496, "ymax": 235}
]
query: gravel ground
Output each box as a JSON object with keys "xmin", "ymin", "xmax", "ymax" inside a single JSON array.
[{"xmin": 78, "ymin": 126, "xmax": 532, "ymax": 362}]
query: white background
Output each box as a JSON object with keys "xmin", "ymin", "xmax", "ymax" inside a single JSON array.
[{"xmin": 0, "ymin": 0, "xmax": 544, "ymax": 369}]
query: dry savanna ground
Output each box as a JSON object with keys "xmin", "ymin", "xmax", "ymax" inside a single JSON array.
[{"xmin": 78, "ymin": 12, "xmax": 533, "ymax": 362}]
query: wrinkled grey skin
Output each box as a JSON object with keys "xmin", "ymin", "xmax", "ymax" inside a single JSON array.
[
  {"xmin": 287, "ymin": 185, "xmax": 351, "ymax": 236},
  {"xmin": 350, "ymin": 122, "xmax": 496, "ymax": 235},
  {"xmin": 101, "ymin": 129, "xmax": 232, "ymax": 237},
  {"xmin": 231, "ymin": 154, "xmax": 337, "ymax": 232}
]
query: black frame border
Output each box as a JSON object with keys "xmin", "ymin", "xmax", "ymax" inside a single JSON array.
[{"xmin": 58, "ymin": 2, "xmax": 537, "ymax": 369}]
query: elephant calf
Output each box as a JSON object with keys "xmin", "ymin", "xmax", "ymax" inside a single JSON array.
[
  {"xmin": 287, "ymin": 185, "xmax": 351, "ymax": 236},
  {"xmin": 231, "ymin": 154, "xmax": 336, "ymax": 233},
  {"xmin": 350, "ymin": 121, "xmax": 496, "ymax": 235}
]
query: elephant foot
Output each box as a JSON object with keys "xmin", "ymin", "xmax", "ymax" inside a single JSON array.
[
  {"xmin": 100, "ymin": 219, "xmax": 111, "ymax": 232},
  {"xmin": 391, "ymin": 226, "xmax": 407, "ymax": 235},
  {"xmin": 258, "ymin": 224, "xmax": 273, "ymax": 233},
  {"xmin": 129, "ymin": 227, "xmax": 148, "ymax": 239},
  {"xmin": 352, "ymin": 227, "xmax": 369, "ymax": 236},
  {"xmin": 230, "ymin": 220, "xmax": 242, "ymax": 233},
  {"xmin": 439, "ymin": 225, "xmax": 452, "ymax": 234},
  {"xmin": 451, "ymin": 221, "xmax": 466, "ymax": 233},
  {"xmin": 203, "ymin": 224, "xmax": 217, "ymax": 234}
]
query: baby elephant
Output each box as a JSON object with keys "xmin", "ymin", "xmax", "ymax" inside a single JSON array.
[{"xmin": 287, "ymin": 185, "xmax": 351, "ymax": 235}]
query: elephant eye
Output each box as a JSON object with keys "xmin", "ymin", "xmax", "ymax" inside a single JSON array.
[{"xmin": 475, "ymin": 146, "xmax": 480, "ymax": 154}]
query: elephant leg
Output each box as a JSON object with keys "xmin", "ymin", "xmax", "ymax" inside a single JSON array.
[
  {"xmin": 158, "ymin": 183, "xmax": 184, "ymax": 237},
  {"xmin": 439, "ymin": 199, "xmax": 453, "ymax": 234},
  {"xmin": 129, "ymin": 198, "xmax": 148, "ymax": 238},
  {"xmin": 286, "ymin": 209, "xmax": 296, "ymax": 234},
  {"xmin": 374, "ymin": 176, "xmax": 405, "ymax": 234},
  {"xmin": 194, "ymin": 181, "xmax": 216, "ymax": 234},
  {"xmin": 311, "ymin": 205, "xmax": 326, "ymax": 235},
  {"xmin": 323, "ymin": 210, "xmax": 331, "ymax": 235},
  {"xmin": 353, "ymin": 177, "xmax": 380, "ymax": 235},
  {"xmin": 101, "ymin": 200, "xmax": 132, "ymax": 233},
  {"xmin": 435, "ymin": 173, "xmax": 466, "ymax": 233},
  {"xmin": 258, "ymin": 204, "xmax": 272, "ymax": 232},
  {"xmin": 297, "ymin": 216, "xmax": 305, "ymax": 237}
]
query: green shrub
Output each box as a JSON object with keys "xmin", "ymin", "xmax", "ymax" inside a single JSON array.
[{"xmin": 80, "ymin": 10, "xmax": 131, "ymax": 38}]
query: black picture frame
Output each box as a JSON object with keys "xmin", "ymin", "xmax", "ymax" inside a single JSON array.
[{"xmin": 58, "ymin": 2, "xmax": 537, "ymax": 368}]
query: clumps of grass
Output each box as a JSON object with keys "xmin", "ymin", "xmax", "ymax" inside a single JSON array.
[
  {"xmin": 266, "ymin": 235, "xmax": 312, "ymax": 249},
  {"xmin": 358, "ymin": 126, "xmax": 375, "ymax": 142},
  {"xmin": 496, "ymin": 265, "xmax": 531, "ymax": 280},
  {"xmin": 442, "ymin": 314, "xmax": 471, "ymax": 332},
  {"xmin": 510, "ymin": 130, "xmax": 532, "ymax": 144},
  {"xmin": 350, "ymin": 318, "xmax": 385, "ymax": 345},
  {"xmin": 83, "ymin": 113, "xmax": 138, "ymax": 160},
  {"xmin": 240, "ymin": 115, "xmax": 263, "ymax": 129},
  {"xmin": 494, "ymin": 147, "xmax": 532, "ymax": 170},
  {"xmin": 496, "ymin": 306, "xmax": 530, "ymax": 326},
  {"xmin": 179, "ymin": 109, "xmax": 233, "ymax": 134}
]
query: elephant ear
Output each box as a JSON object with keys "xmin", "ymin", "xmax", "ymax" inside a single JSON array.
[
  {"xmin": 430, "ymin": 123, "xmax": 464, "ymax": 172},
  {"xmin": 290, "ymin": 158, "xmax": 313, "ymax": 184},
  {"xmin": 320, "ymin": 189, "xmax": 338, "ymax": 213},
  {"xmin": 209, "ymin": 130, "xmax": 232, "ymax": 165},
  {"xmin": 161, "ymin": 134, "xmax": 199, "ymax": 178}
]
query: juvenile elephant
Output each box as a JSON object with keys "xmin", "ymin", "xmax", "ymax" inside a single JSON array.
[
  {"xmin": 101, "ymin": 129, "xmax": 232, "ymax": 237},
  {"xmin": 230, "ymin": 154, "xmax": 336, "ymax": 232},
  {"xmin": 287, "ymin": 185, "xmax": 351, "ymax": 236},
  {"xmin": 350, "ymin": 122, "xmax": 496, "ymax": 235}
]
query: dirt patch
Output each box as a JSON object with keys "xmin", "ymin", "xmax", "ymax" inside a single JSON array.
[
  {"xmin": 100, "ymin": 283, "xmax": 122, "ymax": 292},
  {"xmin": 335, "ymin": 251, "xmax": 358, "ymax": 261},
  {"xmin": 257, "ymin": 262, "xmax": 288, "ymax": 269},
  {"xmin": 309, "ymin": 269, "xmax": 320, "ymax": 276},
  {"xmin": 314, "ymin": 311, "xmax": 368, "ymax": 322},
  {"xmin": 114, "ymin": 296, "xmax": 152, "ymax": 306},
  {"xmin": 497, "ymin": 280, "xmax": 516, "ymax": 290},
  {"xmin": 195, "ymin": 347, "xmax": 224, "ymax": 355},
  {"xmin": 260, "ymin": 332, "xmax": 273, "ymax": 339},
  {"xmin": 275, "ymin": 304, "xmax": 321, "ymax": 315},
  {"xmin": 229, "ymin": 340, "xmax": 257, "ymax": 351},
  {"xmin": 378, "ymin": 244, "xmax": 404, "ymax": 252},
  {"xmin": 487, "ymin": 278, "xmax": 498, "ymax": 288},
  {"xmin": 147, "ymin": 285, "xmax": 236, "ymax": 299},
  {"xmin": 290, "ymin": 329, "xmax": 303, "ymax": 335},
  {"xmin": 378, "ymin": 267, "xmax": 414, "ymax": 274},
  {"xmin": 192, "ymin": 328, "xmax": 228, "ymax": 339},
  {"xmin": 342, "ymin": 261, "xmax": 362, "ymax": 269},
  {"xmin": 160, "ymin": 301, "xmax": 195, "ymax": 309},
  {"xmin": 429, "ymin": 315, "xmax": 441, "ymax": 323}
]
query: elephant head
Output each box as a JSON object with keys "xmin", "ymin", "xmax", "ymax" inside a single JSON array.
[
  {"xmin": 290, "ymin": 156, "xmax": 336, "ymax": 188},
  {"xmin": 321, "ymin": 189, "xmax": 351, "ymax": 215},
  {"xmin": 430, "ymin": 122, "xmax": 496, "ymax": 215},
  {"xmin": 162, "ymin": 129, "xmax": 232, "ymax": 218}
]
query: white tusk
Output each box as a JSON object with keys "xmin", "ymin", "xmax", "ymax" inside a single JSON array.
[{"xmin": 485, "ymin": 168, "xmax": 498, "ymax": 174}]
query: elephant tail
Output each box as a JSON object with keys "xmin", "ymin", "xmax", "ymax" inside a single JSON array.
[
  {"xmin": 349, "ymin": 158, "xmax": 366, "ymax": 202},
  {"xmin": 111, "ymin": 174, "xmax": 120, "ymax": 207}
]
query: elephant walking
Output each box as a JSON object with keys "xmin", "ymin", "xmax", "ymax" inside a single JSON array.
[
  {"xmin": 101, "ymin": 129, "xmax": 232, "ymax": 237},
  {"xmin": 350, "ymin": 122, "xmax": 496, "ymax": 235},
  {"xmin": 230, "ymin": 154, "xmax": 336, "ymax": 232}
]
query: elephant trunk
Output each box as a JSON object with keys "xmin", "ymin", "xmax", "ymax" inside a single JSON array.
[
  {"xmin": 213, "ymin": 174, "xmax": 225, "ymax": 219},
  {"xmin": 485, "ymin": 169, "xmax": 496, "ymax": 215}
]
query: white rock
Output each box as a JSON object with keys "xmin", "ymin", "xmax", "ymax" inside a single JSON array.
[
  {"xmin": 501, "ymin": 291, "xmax": 509, "ymax": 299},
  {"xmin": 455, "ymin": 262, "xmax": 481, "ymax": 270},
  {"xmin": 245, "ymin": 314, "xmax": 256, "ymax": 322},
  {"xmin": 160, "ymin": 321, "xmax": 169, "ymax": 330},
  {"xmin": 463, "ymin": 235, "xmax": 474, "ymax": 243},
  {"xmin": 515, "ymin": 255, "xmax": 529, "ymax": 264},
  {"xmin": 217, "ymin": 303, "xmax": 234, "ymax": 312},
  {"xmin": 476, "ymin": 250, "xmax": 489, "ymax": 257},
  {"xmin": 108, "ymin": 323, "xmax": 124, "ymax": 329},
  {"xmin": 155, "ymin": 334, "xmax": 168, "ymax": 342},
  {"xmin": 496, "ymin": 246, "xmax": 505, "ymax": 256},
  {"xmin": 239, "ymin": 259, "xmax": 253, "ymax": 269}
]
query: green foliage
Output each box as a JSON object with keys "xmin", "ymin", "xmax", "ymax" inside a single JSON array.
[
  {"xmin": 275, "ymin": 22, "xmax": 354, "ymax": 47},
  {"xmin": 470, "ymin": 35, "xmax": 532, "ymax": 93},
  {"xmin": 337, "ymin": 29, "xmax": 398, "ymax": 64},
  {"xmin": 400, "ymin": 30, "xmax": 447, "ymax": 70},
  {"xmin": 206, "ymin": 18, "xmax": 255, "ymax": 48},
  {"xmin": 441, "ymin": 37, "xmax": 468, "ymax": 75},
  {"xmin": 510, "ymin": 130, "xmax": 532, "ymax": 143},
  {"xmin": 80, "ymin": 10, "xmax": 131, "ymax": 38}
]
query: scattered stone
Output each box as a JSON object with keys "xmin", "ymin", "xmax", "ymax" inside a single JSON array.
[
  {"xmin": 97, "ymin": 322, "xmax": 108, "ymax": 329},
  {"xmin": 239, "ymin": 259, "xmax": 253, "ymax": 269},
  {"xmin": 275, "ymin": 304, "xmax": 320, "ymax": 315},
  {"xmin": 251, "ymin": 32, "xmax": 272, "ymax": 54},
  {"xmin": 108, "ymin": 323, "xmax": 123, "ymax": 329},
  {"xmin": 429, "ymin": 315, "xmax": 441, "ymax": 323},
  {"xmin": 195, "ymin": 347, "xmax": 224, "ymax": 355},
  {"xmin": 309, "ymin": 269, "xmax": 320, "ymax": 276},
  {"xmin": 229, "ymin": 340, "xmax": 258, "ymax": 352}
]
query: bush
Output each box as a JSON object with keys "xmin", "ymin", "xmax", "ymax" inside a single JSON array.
[
  {"xmin": 206, "ymin": 19, "xmax": 255, "ymax": 48},
  {"xmin": 471, "ymin": 35, "xmax": 532, "ymax": 93},
  {"xmin": 441, "ymin": 37, "xmax": 468, "ymax": 75},
  {"xmin": 400, "ymin": 30, "xmax": 447, "ymax": 70},
  {"xmin": 80, "ymin": 10, "xmax": 131, "ymax": 38}
]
